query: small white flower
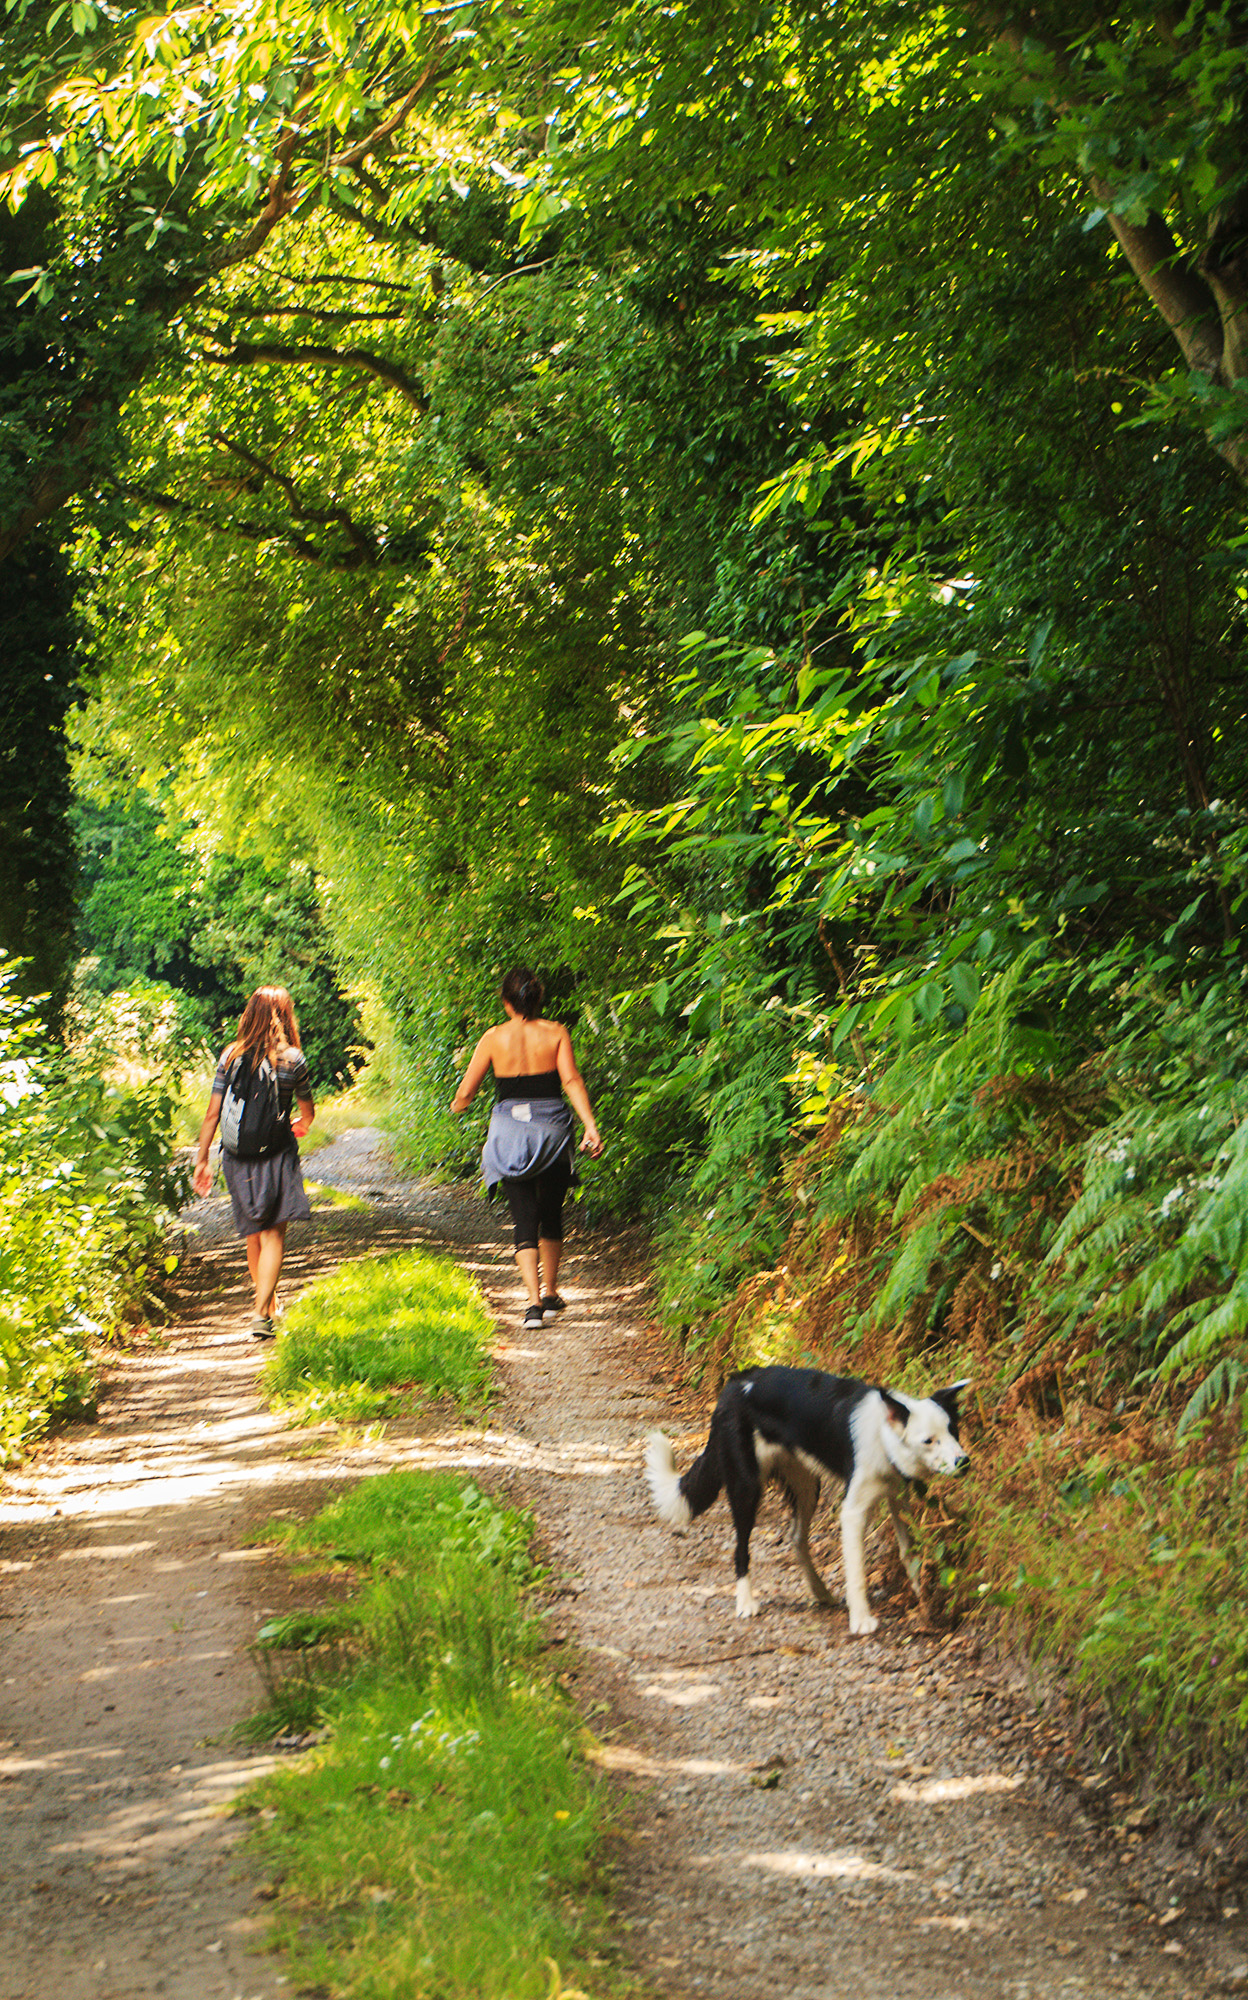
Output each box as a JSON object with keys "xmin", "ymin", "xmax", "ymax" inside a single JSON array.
[
  {"xmin": 379, "ymin": 1756, "xmax": 391, "ymax": 1770},
  {"xmin": 990, "ymin": 1261, "xmax": 1002, "ymax": 1280}
]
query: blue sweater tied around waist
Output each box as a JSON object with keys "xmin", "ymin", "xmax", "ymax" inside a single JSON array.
[{"xmin": 481, "ymin": 1070, "xmax": 576, "ymax": 1190}]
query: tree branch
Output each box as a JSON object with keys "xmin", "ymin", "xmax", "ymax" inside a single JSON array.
[
  {"xmin": 200, "ymin": 338, "xmax": 427, "ymax": 410},
  {"xmin": 436, "ymin": 584, "xmax": 473, "ymax": 666},
  {"xmin": 210, "ymin": 433, "xmax": 378, "ymax": 565},
  {"xmin": 984, "ymin": 12, "xmax": 1248, "ymax": 475},
  {"xmin": 110, "ymin": 479, "xmax": 374, "ymax": 567},
  {"xmin": 228, "ymin": 301, "xmax": 410, "ymax": 324},
  {"xmin": 208, "ymin": 115, "xmax": 304, "ymax": 275},
  {"xmin": 277, "ymin": 273, "xmax": 416, "ymax": 293},
  {"xmin": 329, "ymin": 55, "xmax": 443, "ymax": 171},
  {"xmin": 0, "ymin": 407, "xmax": 96, "ymax": 564},
  {"xmin": 1084, "ymin": 179, "xmax": 1225, "ymax": 380},
  {"xmin": 0, "ymin": 49, "xmax": 451, "ymax": 561}
]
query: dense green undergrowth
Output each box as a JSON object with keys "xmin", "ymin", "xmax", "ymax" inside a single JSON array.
[
  {"xmin": 262, "ymin": 1247, "xmax": 494, "ymax": 1427},
  {"xmin": 662, "ymin": 952, "xmax": 1248, "ymax": 1831},
  {"xmin": 239, "ymin": 1469, "xmax": 624, "ymax": 2000},
  {"xmin": 0, "ymin": 962, "xmax": 189, "ymax": 1461}
]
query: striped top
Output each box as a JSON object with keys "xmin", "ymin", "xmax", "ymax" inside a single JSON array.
[{"xmin": 212, "ymin": 1046, "xmax": 313, "ymax": 1115}]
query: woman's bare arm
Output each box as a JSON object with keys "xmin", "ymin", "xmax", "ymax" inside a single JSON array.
[
  {"xmin": 192, "ymin": 1093, "xmax": 223, "ymax": 1196},
  {"xmin": 451, "ymin": 1032, "xmax": 495, "ymax": 1114},
  {"xmin": 556, "ymin": 1030, "xmax": 604, "ymax": 1156}
]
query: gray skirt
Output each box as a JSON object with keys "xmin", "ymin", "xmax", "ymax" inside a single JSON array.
[{"xmin": 220, "ymin": 1145, "xmax": 313, "ymax": 1236}]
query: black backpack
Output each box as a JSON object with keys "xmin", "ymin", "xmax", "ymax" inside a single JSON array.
[{"xmin": 219, "ymin": 1052, "xmax": 288, "ymax": 1159}]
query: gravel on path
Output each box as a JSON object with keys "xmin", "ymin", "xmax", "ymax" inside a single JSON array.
[{"xmin": 1, "ymin": 1127, "xmax": 1245, "ymax": 2000}]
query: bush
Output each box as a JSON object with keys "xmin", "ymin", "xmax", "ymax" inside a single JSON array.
[{"xmin": 0, "ymin": 957, "xmax": 190, "ymax": 1461}]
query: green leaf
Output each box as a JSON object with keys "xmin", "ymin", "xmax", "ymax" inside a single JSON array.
[{"xmin": 949, "ymin": 961, "xmax": 980, "ymax": 1012}]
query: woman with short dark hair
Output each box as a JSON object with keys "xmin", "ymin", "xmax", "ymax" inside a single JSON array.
[
  {"xmin": 191, "ymin": 986, "xmax": 316, "ymax": 1339},
  {"xmin": 451, "ymin": 966, "xmax": 603, "ymax": 1329}
]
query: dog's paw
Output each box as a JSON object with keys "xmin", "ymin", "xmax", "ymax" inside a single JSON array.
[
  {"xmin": 735, "ymin": 1577, "xmax": 759, "ymax": 1618},
  {"xmin": 848, "ymin": 1611, "xmax": 879, "ymax": 1637}
]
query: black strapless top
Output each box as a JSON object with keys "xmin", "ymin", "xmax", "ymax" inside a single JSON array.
[{"xmin": 494, "ymin": 1069, "xmax": 562, "ymax": 1101}]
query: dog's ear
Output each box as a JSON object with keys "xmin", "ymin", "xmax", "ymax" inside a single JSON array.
[
  {"xmin": 932, "ymin": 1379, "xmax": 972, "ymax": 1419},
  {"xmin": 880, "ymin": 1389, "xmax": 910, "ymax": 1429}
]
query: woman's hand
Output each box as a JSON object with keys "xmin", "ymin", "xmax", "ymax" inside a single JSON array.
[
  {"xmin": 193, "ymin": 1091, "xmax": 223, "ymax": 1195},
  {"xmin": 290, "ymin": 1116, "xmax": 311, "ymax": 1138},
  {"xmin": 579, "ymin": 1127, "xmax": 604, "ymax": 1159}
]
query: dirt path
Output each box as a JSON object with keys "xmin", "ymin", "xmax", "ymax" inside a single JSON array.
[{"xmin": 1, "ymin": 1133, "xmax": 1245, "ymax": 2000}]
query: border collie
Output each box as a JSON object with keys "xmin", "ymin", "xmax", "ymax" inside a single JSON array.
[{"xmin": 645, "ymin": 1366, "xmax": 970, "ymax": 1632}]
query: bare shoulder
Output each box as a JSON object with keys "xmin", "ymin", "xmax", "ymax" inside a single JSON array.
[{"xmin": 551, "ymin": 1020, "xmax": 579, "ymax": 1064}]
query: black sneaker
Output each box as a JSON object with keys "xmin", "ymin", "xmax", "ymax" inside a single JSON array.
[
  {"xmin": 540, "ymin": 1294, "xmax": 566, "ymax": 1320},
  {"xmin": 248, "ymin": 1314, "xmax": 275, "ymax": 1341},
  {"xmin": 522, "ymin": 1303, "xmax": 545, "ymax": 1331}
]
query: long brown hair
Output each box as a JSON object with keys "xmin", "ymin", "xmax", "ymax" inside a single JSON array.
[{"xmin": 226, "ymin": 986, "xmax": 302, "ymax": 1068}]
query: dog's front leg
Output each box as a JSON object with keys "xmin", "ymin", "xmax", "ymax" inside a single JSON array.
[
  {"xmin": 840, "ymin": 1483, "xmax": 878, "ymax": 1636},
  {"xmin": 788, "ymin": 1467, "xmax": 833, "ymax": 1608},
  {"xmin": 887, "ymin": 1489, "xmax": 922, "ymax": 1593}
]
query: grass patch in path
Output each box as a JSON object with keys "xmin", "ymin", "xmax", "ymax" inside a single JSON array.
[
  {"xmin": 264, "ymin": 1247, "xmax": 493, "ymax": 1425},
  {"xmin": 238, "ymin": 1470, "xmax": 627, "ymax": 2000},
  {"xmin": 303, "ymin": 1179, "xmax": 370, "ymax": 1211}
]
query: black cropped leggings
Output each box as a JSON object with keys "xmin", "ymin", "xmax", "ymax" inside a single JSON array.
[{"xmin": 501, "ymin": 1156, "xmax": 573, "ymax": 1252}]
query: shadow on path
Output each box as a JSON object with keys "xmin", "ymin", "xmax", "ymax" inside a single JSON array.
[{"xmin": 0, "ymin": 1128, "xmax": 1237, "ymax": 2000}]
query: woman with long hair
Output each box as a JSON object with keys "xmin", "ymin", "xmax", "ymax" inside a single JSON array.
[
  {"xmin": 192, "ymin": 985, "xmax": 315, "ymax": 1338},
  {"xmin": 451, "ymin": 966, "xmax": 603, "ymax": 1330}
]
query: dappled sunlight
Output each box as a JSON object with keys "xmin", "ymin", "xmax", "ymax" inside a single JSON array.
[
  {"xmin": 59, "ymin": 1542, "xmax": 157, "ymax": 1562},
  {"xmin": 890, "ymin": 1774, "xmax": 1024, "ymax": 1804},
  {"xmin": 723, "ymin": 1848, "xmax": 917, "ymax": 1885},
  {"xmin": 1, "ymin": 1745, "xmax": 126, "ymax": 1779},
  {"xmin": 392, "ymin": 1426, "xmax": 639, "ymax": 1482},
  {"xmin": 589, "ymin": 1743, "xmax": 752, "ymax": 1778},
  {"xmin": 2, "ymin": 1378, "xmax": 637, "ymax": 1525},
  {"xmin": 46, "ymin": 1752, "xmax": 280, "ymax": 1868},
  {"xmin": 642, "ymin": 1671, "xmax": 723, "ymax": 1709},
  {"xmin": 3, "ymin": 1161, "xmax": 665, "ymax": 1996}
]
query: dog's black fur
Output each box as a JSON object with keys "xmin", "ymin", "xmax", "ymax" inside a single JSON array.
[{"xmin": 646, "ymin": 1365, "xmax": 970, "ymax": 1630}]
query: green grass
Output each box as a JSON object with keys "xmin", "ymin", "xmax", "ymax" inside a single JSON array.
[
  {"xmin": 303, "ymin": 1179, "xmax": 369, "ymax": 1211},
  {"xmin": 263, "ymin": 1247, "xmax": 494, "ymax": 1425},
  {"xmin": 238, "ymin": 1470, "xmax": 627, "ymax": 2000},
  {"xmin": 972, "ymin": 1446, "xmax": 1248, "ymax": 1813}
]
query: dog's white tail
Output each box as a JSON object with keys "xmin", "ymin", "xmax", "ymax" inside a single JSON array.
[{"xmin": 644, "ymin": 1430, "xmax": 692, "ymax": 1528}]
